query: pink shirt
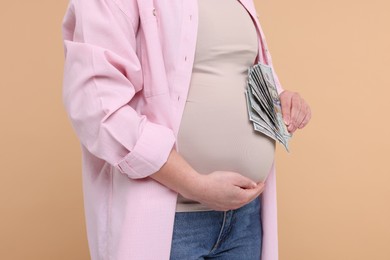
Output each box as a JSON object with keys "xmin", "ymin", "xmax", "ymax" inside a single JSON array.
[{"xmin": 62, "ymin": 0, "xmax": 283, "ymax": 259}]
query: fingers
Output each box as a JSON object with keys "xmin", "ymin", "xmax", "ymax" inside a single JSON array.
[
  {"xmin": 291, "ymin": 97, "xmax": 311, "ymax": 132},
  {"xmin": 298, "ymin": 104, "xmax": 312, "ymax": 129},
  {"xmin": 229, "ymin": 178, "xmax": 264, "ymax": 205},
  {"xmin": 280, "ymin": 90, "xmax": 312, "ymax": 133},
  {"xmin": 240, "ymin": 182, "xmax": 265, "ymax": 199},
  {"xmin": 230, "ymin": 173, "xmax": 257, "ymax": 189},
  {"xmin": 251, "ymin": 182, "xmax": 265, "ymax": 197},
  {"xmin": 238, "ymin": 183, "xmax": 265, "ymax": 209},
  {"xmin": 204, "ymin": 172, "xmax": 267, "ymax": 211},
  {"xmin": 288, "ymin": 93, "xmax": 302, "ymax": 133},
  {"xmin": 296, "ymin": 101, "xmax": 307, "ymax": 127}
]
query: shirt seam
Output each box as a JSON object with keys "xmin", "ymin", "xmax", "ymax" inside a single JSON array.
[{"xmin": 110, "ymin": 0, "xmax": 138, "ymax": 30}]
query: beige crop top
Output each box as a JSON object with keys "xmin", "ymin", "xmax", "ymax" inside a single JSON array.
[{"xmin": 176, "ymin": 0, "xmax": 276, "ymax": 212}]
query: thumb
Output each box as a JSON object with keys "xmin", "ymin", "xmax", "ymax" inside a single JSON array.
[
  {"xmin": 280, "ymin": 92, "xmax": 292, "ymax": 125},
  {"xmin": 230, "ymin": 173, "xmax": 257, "ymax": 189},
  {"xmin": 246, "ymin": 182, "xmax": 266, "ymax": 197}
]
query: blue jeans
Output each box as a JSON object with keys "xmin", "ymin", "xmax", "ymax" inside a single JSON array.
[{"xmin": 170, "ymin": 197, "xmax": 262, "ymax": 260}]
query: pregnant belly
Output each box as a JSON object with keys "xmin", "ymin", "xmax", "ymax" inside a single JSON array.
[{"xmin": 177, "ymin": 82, "xmax": 276, "ymax": 183}]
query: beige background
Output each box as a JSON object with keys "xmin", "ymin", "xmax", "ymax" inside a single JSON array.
[{"xmin": 0, "ymin": 0, "xmax": 389, "ymax": 259}]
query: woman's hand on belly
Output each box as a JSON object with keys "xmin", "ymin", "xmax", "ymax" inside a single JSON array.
[
  {"xmin": 186, "ymin": 171, "xmax": 265, "ymax": 211},
  {"xmin": 150, "ymin": 149, "xmax": 265, "ymax": 212}
]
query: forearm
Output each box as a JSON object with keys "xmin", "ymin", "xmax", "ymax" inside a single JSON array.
[{"xmin": 149, "ymin": 148, "xmax": 202, "ymax": 199}]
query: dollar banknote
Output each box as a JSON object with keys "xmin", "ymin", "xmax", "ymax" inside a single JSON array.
[{"xmin": 245, "ymin": 63, "xmax": 292, "ymax": 151}]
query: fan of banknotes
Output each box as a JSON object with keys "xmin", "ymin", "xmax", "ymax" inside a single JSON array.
[{"xmin": 245, "ymin": 63, "xmax": 292, "ymax": 151}]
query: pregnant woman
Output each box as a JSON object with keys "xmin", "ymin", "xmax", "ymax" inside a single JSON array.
[{"xmin": 62, "ymin": 0, "xmax": 311, "ymax": 259}]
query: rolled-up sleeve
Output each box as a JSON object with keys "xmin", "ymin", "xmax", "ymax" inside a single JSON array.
[{"xmin": 62, "ymin": 0, "xmax": 175, "ymax": 179}]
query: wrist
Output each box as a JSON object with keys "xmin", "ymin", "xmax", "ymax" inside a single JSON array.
[
  {"xmin": 150, "ymin": 148, "xmax": 204, "ymax": 200},
  {"xmin": 177, "ymin": 170, "xmax": 204, "ymax": 200}
]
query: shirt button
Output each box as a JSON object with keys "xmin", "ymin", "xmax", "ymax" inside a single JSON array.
[
  {"xmin": 184, "ymin": 56, "xmax": 187, "ymax": 61},
  {"xmin": 153, "ymin": 8, "xmax": 156, "ymax": 16},
  {"xmin": 189, "ymin": 15, "xmax": 192, "ymax": 20}
]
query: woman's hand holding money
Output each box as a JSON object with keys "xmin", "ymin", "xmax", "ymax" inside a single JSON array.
[{"xmin": 279, "ymin": 90, "xmax": 312, "ymax": 133}]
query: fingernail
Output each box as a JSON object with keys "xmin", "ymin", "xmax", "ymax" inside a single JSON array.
[
  {"xmin": 284, "ymin": 117, "xmax": 290, "ymax": 125},
  {"xmin": 251, "ymin": 182, "xmax": 257, "ymax": 188}
]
